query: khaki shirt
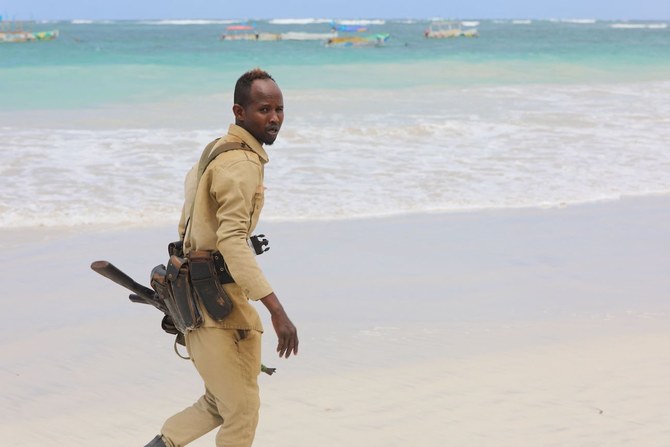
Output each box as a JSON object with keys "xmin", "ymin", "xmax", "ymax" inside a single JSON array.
[{"xmin": 178, "ymin": 124, "xmax": 272, "ymax": 332}]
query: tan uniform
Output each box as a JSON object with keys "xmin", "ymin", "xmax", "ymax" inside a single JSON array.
[{"xmin": 161, "ymin": 124, "xmax": 271, "ymax": 447}]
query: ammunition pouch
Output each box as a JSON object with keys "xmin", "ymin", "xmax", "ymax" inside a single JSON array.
[
  {"xmin": 150, "ymin": 256, "xmax": 203, "ymax": 334},
  {"xmin": 149, "ymin": 235, "xmax": 265, "ymax": 333},
  {"xmin": 188, "ymin": 250, "xmax": 234, "ymax": 321},
  {"xmin": 149, "ymin": 247, "xmax": 235, "ymax": 334},
  {"xmin": 150, "ymin": 271, "xmax": 186, "ymax": 347}
]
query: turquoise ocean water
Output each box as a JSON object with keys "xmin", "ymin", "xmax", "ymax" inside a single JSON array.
[{"xmin": 1, "ymin": 18, "xmax": 669, "ymax": 227}]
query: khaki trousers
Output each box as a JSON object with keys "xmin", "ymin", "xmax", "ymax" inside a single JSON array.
[{"xmin": 161, "ymin": 327, "xmax": 261, "ymax": 447}]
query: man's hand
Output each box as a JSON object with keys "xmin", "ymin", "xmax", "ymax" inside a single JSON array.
[{"xmin": 261, "ymin": 292, "xmax": 299, "ymax": 358}]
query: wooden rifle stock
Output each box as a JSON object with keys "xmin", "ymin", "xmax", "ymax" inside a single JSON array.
[{"xmin": 90, "ymin": 260, "xmax": 166, "ymax": 313}]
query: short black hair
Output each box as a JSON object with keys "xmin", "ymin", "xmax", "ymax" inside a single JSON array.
[{"xmin": 234, "ymin": 68, "xmax": 275, "ymax": 107}]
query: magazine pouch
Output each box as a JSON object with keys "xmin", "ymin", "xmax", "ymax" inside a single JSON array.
[
  {"xmin": 164, "ymin": 255, "xmax": 203, "ymax": 333},
  {"xmin": 149, "ymin": 264, "xmax": 171, "ymax": 312},
  {"xmin": 188, "ymin": 250, "xmax": 234, "ymax": 321}
]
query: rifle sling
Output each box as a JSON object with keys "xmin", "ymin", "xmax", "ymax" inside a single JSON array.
[{"xmin": 184, "ymin": 139, "xmax": 250, "ymax": 244}]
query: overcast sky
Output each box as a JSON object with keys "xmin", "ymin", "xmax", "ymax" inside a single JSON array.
[{"xmin": 1, "ymin": 0, "xmax": 668, "ymax": 21}]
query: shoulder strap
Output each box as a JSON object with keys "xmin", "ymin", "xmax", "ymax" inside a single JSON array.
[
  {"xmin": 196, "ymin": 139, "xmax": 250, "ymax": 181},
  {"xmin": 183, "ymin": 139, "xmax": 250, "ymax": 244}
]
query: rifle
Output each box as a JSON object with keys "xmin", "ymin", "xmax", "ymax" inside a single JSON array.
[
  {"xmin": 90, "ymin": 259, "xmax": 276, "ymax": 375},
  {"xmin": 90, "ymin": 260, "xmax": 167, "ymax": 313},
  {"xmin": 90, "ymin": 260, "xmax": 181, "ymax": 340}
]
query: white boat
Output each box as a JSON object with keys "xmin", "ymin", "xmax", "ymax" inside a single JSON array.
[
  {"xmin": 280, "ymin": 31, "xmax": 337, "ymax": 41},
  {"xmin": 220, "ymin": 32, "xmax": 281, "ymax": 41},
  {"xmin": 424, "ymin": 21, "xmax": 478, "ymax": 38},
  {"xmin": 220, "ymin": 24, "xmax": 281, "ymax": 41},
  {"xmin": 221, "ymin": 24, "xmax": 338, "ymax": 42}
]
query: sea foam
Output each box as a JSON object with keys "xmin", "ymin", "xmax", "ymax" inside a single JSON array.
[{"xmin": 2, "ymin": 81, "xmax": 669, "ymax": 228}]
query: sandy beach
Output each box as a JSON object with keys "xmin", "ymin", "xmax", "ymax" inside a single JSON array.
[{"xmin": 1, "ymin": 195, "xmax": 669, "ymax": 446}]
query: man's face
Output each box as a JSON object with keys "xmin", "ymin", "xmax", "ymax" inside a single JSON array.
[{"xmin": 234, "ymin": 79, "xmax": 284, "ymax": 145}]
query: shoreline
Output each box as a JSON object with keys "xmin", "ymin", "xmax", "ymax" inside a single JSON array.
[{"xmin": 2, "ymin": 190, "xmax": 669, "ymax": 234}]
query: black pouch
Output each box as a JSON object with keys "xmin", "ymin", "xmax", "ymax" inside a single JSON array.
[
  {"xmin": 164, "ymin": 255, "xmax": 203, "ymax": 332},
  {"xmin": 188, "ymin": 251, "xmax": 234, "ymax": 321}
]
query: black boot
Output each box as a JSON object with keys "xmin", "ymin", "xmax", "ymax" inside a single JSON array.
[{"xmin": 144, "ymin": 435, "xmax": 167, "ymax": 447}]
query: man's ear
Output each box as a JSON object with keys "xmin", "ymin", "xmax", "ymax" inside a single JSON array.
[{"xmin": 232, "ymin": 104, "xmax": 245, "ymax": 121}]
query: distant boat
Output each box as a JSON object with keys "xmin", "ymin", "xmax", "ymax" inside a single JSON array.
[
  {"xmin": 331, "ymin": 23, "xmax": 368, "ymax": 33},
  {"xmin": 220, "ymin": 32, "xmax": 281, "ymax": 41},
  {"xmin": 329, "ymin": 19, "xmax": 387, "ymax": 33},
  {"xmin": 280, "ymin": 31, "xmax": 338, "ymax": 41},
  {"xmin": 325, "ymin": 33, "xmax": 390, "ymax": 48},
  {"xmin": 220, "ymin": 24, "xmax": 281, "ymax": 41},
  {"xmin": 0, "ymin": 20, "xmax": 59, "ymax": 43},
  {"xmin": 226, "ymin": 24, "xmax": 254, "ymax": 31},
  {"xmin": 220, "ymin": 22, "xmax": 339, "ymax": 42},
  {"xmin": 221, "ymin": 26, "xmax": 337, "ymax": 42},
  {"xmin": 424, "ymin": 21, "xmax": 479, "ymax": 38}
]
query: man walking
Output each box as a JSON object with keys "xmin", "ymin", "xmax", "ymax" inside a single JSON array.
[{"xmin": 146, "ymin": 68, "xmax": 299, "ymax": 447}]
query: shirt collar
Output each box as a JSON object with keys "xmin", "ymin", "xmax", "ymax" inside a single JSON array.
[{"xmin": 227, "ymin": 124, "xmax": 269, "ymax": 164}]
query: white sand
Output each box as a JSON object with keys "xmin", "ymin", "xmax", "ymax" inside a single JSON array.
[{"xmin": 1, "ymin": 196, "xmax": 669, "ymax": 446}]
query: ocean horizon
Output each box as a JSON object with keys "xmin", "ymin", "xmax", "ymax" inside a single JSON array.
[{"xmin": 2, "ymin": 18, "xmax": 669, "ymax": 228}]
